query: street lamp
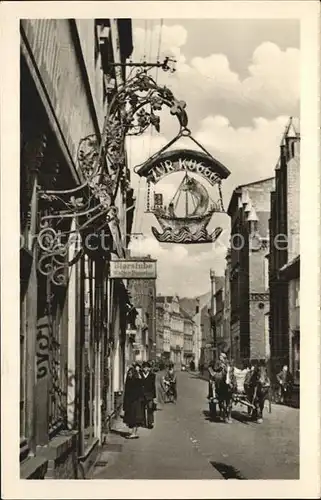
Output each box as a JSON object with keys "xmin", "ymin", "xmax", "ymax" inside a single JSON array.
[{"xmin": 210, "ymin": 269, "xmax": 217, "ymax": 365}]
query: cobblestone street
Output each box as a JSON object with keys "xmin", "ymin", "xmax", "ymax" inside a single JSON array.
[{"xmin": 93, "ymin": 371, "xmax": 299, "ymax": 480}]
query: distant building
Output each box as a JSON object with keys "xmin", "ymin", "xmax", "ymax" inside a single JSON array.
[
  {"xmin": 155, "ymin": 302, "xmax": 164, "ymax": 359},
  {"xmin": 170, "ymin": 296, "xmax": 184, "ymax": 366},
  {"xmin": 155, "ymin": 295, "xmax": 181, "ymax": 363},
  {"xmin": 127, "ymin": 272, "xmax": 157, "ymax": 362},
  {"xmin": 223, "ymin": 249, "xmax": 232, "ymax": 357},
  {"xmin": 269, "ymin": 118, "xmax": 300, "ymax": 399},
  {"xmin": 227, "ymin": 177, "xmax": 275, "ymax": 367},
  {"xmin": 162, "ymin": 300, "xmax": 171, "ymax": 361},
  {"xmin": 213, "ymin": 276, "xmax": 226, "ymax": 356},
  {"xmin": 180, "ymin": 307, "xmax": 195, "ymax": 366},
  {"xmin": 179, "ymin": 292, "xmax": 211, "ymax": 369}
]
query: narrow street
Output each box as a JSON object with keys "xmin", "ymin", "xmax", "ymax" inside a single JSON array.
[{"xmin": 93, "ymin": 371, "xmax": 299, "ymax": 480}]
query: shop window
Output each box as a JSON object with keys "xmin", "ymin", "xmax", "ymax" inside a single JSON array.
[{"xmin": 48, "ymin": 285, "xmax": 68, "ymax": 432}]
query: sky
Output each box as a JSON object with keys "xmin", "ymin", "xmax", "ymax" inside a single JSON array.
[{"xmin": 126, "ymin": 19, "xmax": 300, "ymax": 298}]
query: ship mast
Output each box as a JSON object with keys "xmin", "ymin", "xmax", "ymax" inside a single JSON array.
[{"xmin": 185, "ymin": 183, "xmax": 189, "ymax": 217}]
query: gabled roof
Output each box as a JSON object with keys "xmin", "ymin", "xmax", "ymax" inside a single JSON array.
[
  {"xmin": 280, "ymin": 116, "xmax": 300, "ymax": 146},
  {"xmin": 214, "ymin": 276, "xmax": 225, "ymax": 293},
  {"xmin": 179, "ymin": 306, "xmax": 195, "ymax": 322},
  {"xmin": 227, "ymin": 177, "xmax": 275, "ymax": 216}
]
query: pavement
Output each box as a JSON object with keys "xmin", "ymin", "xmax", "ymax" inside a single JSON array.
[{"xmin": 93, "ymin": 371, "xmax": 299, "ymax": 480}]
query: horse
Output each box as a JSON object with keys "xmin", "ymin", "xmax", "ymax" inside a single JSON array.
[
  {"xmin": 211, "ymin": 364, "xmax": 235, "ymax": 423},
  {"xmin": 245, "ymin": 364, "xmax": 270, "ymax": 423}
]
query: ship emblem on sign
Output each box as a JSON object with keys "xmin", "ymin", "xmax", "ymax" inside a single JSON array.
[{"xmin": 136, "ymin": 149, "xmax": 231, "ymax": 244}]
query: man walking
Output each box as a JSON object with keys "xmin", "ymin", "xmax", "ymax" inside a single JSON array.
[
  {"xmin": 276, "ymin": 364, "xmax": 293, "ymax": 404},
  {"xmin": 207, "ymin": 353, "xmax": 229, "ymax": 400},
  {"xmin": 141, "ymin": 361, "xmax": 157, "ymax": 429}
]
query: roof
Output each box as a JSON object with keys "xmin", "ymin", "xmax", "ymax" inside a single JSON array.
[
  {"xmin": 227, "ymin": 177, "xmax": 275, "ymax": 216},
  {"xmin": 280, "ymin": 116, "xmax": 300, "ymax": 146},
  {"xmin": 179, "ymin": 306, "xmax": 195, "ymax": 322},
  {"xmin": 179, "ymin": 291, "xmax": 212, "ymax": 319},
  {"xmin": 214, "ymin": 276, "xmax": 225, "ymax": 293},
  {"xmin": 279, "ymin": 255, "xmax": 300, "ymax": 280}
]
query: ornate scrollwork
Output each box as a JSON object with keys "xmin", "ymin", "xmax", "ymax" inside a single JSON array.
[
  {"xmin": 37, "ymin": 225, "xmax": 71, "ymax": 286},
  {"xmin": 36, "ymin": 69, "xmax": 189, "ymax": 268}
]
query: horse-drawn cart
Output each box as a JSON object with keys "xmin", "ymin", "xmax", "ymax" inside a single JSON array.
[
  {"xmin": 233, "ymin": 367, "xmax": 272, "ymax": 416},
  {"xmin": 208, "ymin": 365, "xmax": 272, "ymax": 423}
]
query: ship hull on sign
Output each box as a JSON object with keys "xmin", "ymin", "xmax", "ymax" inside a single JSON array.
[
  {"xmin": 151, "ymin": 172, "xmax": 224, "ymax": 243},
  {"xmin": 151, "ymin": 214, "xmax": 223, "ymax": 244}
]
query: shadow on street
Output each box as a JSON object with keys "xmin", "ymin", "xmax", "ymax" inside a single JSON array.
[{"xmin": 210, "ymin": 461, "xmax": 247, "ymax": 480}]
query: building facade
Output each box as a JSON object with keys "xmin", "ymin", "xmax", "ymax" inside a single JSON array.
[
  {"xmin": 170, "ymin": 296, "xmax": 184, "ymax": 367},
  {"xmin": 227, "ymin": 177, "xmax": 275, "ymax": 367},
  {"xmin": 155, "ymin": 296, "xmax": 172, "ymax": 361},
  {"xmin": 223, "ymin": 250, "xmax": 232, "ymax": 357},
  {"xmin": 155, "ymin": 302, "xmax": 165, "ymax": 359},
  {"xmin": 127, "ymin": 272, "xmax": 157, "ymax": 363},
  {"xmin": 213, "ymin": 277, "xmax": 226, "ymax": 356},
  {"xmin": 179, "ymin": 292, "xmax": 211, "ymax": 370},
  {"xmin": 20, "ymin": 18, "xmax": 134, "ymax": 479},
  {"xmin": 180, "ymin": 308, "xmax": 195, "ymax": 365},
  {"xmin": 162, "ymin": 301, "xmax": 171, "ymax": 361},
  {"xmin": 269, "ymin": 118, "xmax": 300, "ymax": 396}
]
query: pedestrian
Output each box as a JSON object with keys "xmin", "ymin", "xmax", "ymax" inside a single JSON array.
[
  {"xmin": 209, "ymin": 353, "xmax": 229, "ymax": 399},
  {"xmin": 141, "ymin": 361, "xmax": 157, "ymax": 429},
  {"xmin": 123, "ymin": 364, "xmax": 145, "ymax": 439},
  {"xmin": 162, "ymin": 364, "xmax": 177, "ymax": 402},
  {"xmin": 276, "ymin": 364, "xmax": 293, "ymax": 404}
]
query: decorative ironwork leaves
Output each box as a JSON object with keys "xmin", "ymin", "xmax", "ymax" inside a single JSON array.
[{"xmin": 36, "ymin": 70, "xmax": 191, "ymax": 276}]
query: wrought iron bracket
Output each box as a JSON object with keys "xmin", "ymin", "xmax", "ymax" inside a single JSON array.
[
  {"xmin": 35, "ymin": 70, "xmax": 189, "ymax": 283},
  {"xmin": 109, "ymin": 56, "xmax": 177, "ymax": 73}
]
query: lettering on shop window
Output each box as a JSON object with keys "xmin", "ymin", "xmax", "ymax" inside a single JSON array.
[{"xmin": 36, "ymin": 321, "xmax": 50, "ymax": 379}]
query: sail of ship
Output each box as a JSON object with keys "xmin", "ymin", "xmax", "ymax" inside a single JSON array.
[{"xmin": 152, "ymin": 173, "xmax": 218, "ymax": 231}]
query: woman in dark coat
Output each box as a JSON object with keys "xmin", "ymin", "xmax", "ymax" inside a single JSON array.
[{"xmin": 123, "ymin": 365, "xmax": 145, "ymax": 438}]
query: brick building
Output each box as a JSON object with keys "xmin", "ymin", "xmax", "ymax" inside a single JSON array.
[
  {"xmin": 20, "ymin": 19, "xmax": 134, "ymax": 479},
  {"xmin": 269, "ymin": 118, "xmax": 300, "ymax": 394},
  {"xmin": 227, "ymin": 177, "xmax": 275, "ymax": 367}
]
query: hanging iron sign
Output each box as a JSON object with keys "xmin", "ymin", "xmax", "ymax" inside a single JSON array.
[
  {"xmin": 136, "ymin": 149, "xmax": 230, "ymax": 245},
  {"xmin": 136, "ymin": 149, "xmax": 230, "ymax": 186}
]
